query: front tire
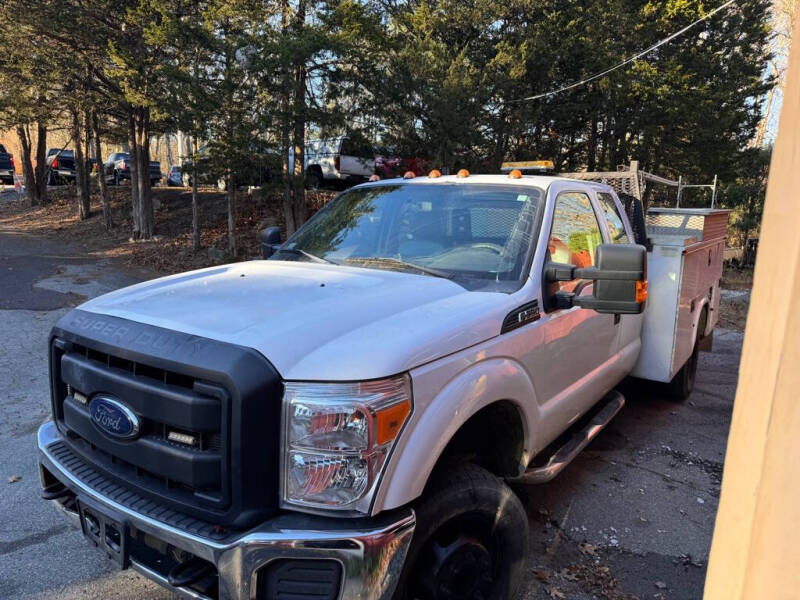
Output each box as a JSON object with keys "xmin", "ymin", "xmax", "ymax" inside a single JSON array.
[
  {"xmin": 394, "ymin": 463, "xmax": 529, "ymax": 600},
  {"xmin": 305, "ymin": 170, "xmax": 323, "ymax": 190}
]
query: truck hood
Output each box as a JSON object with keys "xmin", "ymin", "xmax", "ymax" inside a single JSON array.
[{"xmin": 78, "ymin": 261, "xmax": 512, "ymax": 380}]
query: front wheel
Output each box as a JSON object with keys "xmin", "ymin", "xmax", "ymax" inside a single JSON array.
[
  {"xmin": 394, "ymin": 462, "xmax": 529, "ymax": 600},
  {"xmin": 305, "ymin": 170, "xmax": 323, "ymax": 190}
]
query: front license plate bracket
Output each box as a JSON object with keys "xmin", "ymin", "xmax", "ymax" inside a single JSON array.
[{"xmin": 77, "ymin": 496, "xmax": 130, "ymax": 569}]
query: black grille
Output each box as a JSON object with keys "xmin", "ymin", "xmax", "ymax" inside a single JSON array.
[
  {"xmin": 48, "ymin": 309, "xmax": 283, "ymax": 528},
  {"xmin": 52, "ymin": 341, "xmax": 231, "ymax": 510}
]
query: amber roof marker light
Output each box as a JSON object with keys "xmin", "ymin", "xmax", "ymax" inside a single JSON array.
[
  {"xmin": 509, "ymin": 169, "xmax": 523, "ymax": 179},
  {"xmin": 456, "ymin": 169, "xmax": 470, "ymax": 178},
  {"xmin": 403, "ymin": 171, "xmax": 416, "ymax": 179},
  {"xmin": 428, "ymin": 169, "xmax": 442, "ymax": 178},
  {"xmin": 368, "ymin": 174, "xmax": 381, "ymax": 182}
]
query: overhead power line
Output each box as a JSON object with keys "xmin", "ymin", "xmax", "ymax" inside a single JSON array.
[{"xmin": 509, "ymin": 0, "xmax": 739, "ymax": 103}]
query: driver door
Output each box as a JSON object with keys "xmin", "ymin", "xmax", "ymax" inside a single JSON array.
[{"xmin": 521, "ymin": 187, "xmax": 620, "ymax": 445}]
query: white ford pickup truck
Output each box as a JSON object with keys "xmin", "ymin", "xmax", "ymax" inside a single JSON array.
[{"xmin": 37, "ymin": 171, "xmax": 726, "ymax": 600}]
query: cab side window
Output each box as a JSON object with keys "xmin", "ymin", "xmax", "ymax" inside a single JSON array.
[
  {"xmin": 597, "ymin": 192, "xmax": 630, "ymax": 244},
  {"xmin": 548, "ymin": 192, "xmax": 603, "ymax": 294}
]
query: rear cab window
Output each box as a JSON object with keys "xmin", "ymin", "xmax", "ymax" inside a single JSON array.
[
  {"xmin": 340, "ymin": 136, "xmax": 374, "ymax": 158},
  {"xmin": 596, "ymin": 192, "xmax": 631, "ymax": 244}
]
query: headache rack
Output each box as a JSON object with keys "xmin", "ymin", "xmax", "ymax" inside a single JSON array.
[{"xmin": 561, "ymin": 160, "xmax": 719, "ymax": 209}]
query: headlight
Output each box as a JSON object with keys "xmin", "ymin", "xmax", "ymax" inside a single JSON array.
[{"xmin": 281, "ymin": 374, "xmax": 412, "ymax": 513}]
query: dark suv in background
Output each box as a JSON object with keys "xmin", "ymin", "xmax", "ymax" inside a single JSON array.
[
  {"xmin": 0, "ymin": 143, "xmax": 14, "ymax": 185},
  {"xmin": 104, "ymin": 152, "xmax": 162, "ymax": 187}
]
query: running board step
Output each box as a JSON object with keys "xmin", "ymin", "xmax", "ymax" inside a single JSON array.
[{"xmin": 512, "ymin": 391, "xmax": 625, "ymax": 484}]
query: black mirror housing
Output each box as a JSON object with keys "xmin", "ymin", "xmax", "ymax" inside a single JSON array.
[
  {"xmin": 549, "ymin": 244, "xmax": 647, "ymax": 315},
  {"xmin": 259, "ymin": 226, "xmax": 282, "ymax": 259}
]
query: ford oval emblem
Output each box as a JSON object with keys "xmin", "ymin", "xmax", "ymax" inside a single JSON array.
[{"xmin": 89, "ymin": 395, "xmax": 140, "ymax": 439}]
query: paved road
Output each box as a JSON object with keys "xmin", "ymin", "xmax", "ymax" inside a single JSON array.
[
  {"xmin": 0, "ymin": 228, "xmax": 740, "ymax": 599},
  {"xmin": 0, "ymin": 231, "xmax": 174, "ymax": 599}
]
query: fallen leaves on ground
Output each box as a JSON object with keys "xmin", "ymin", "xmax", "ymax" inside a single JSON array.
[{"xmin": 578, "ymin": 542, "xmax": 598, "ymax": 556}]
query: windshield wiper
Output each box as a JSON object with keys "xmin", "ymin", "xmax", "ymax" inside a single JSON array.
[
  {"xmin": 274, "ymin": 247, "xmax": 340, "ymax": 264},
  {"xmin": 343, "ymin": 257, "xmax": 453, "ymax": 279}
]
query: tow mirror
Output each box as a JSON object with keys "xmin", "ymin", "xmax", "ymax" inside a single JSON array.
[
  {"xmin": 259, "ymin": 226, "xmax": 282, "ymax": 259},
  {"xmin": 545, "ymin": 244, "xmax": 647, "ymax": 314}
]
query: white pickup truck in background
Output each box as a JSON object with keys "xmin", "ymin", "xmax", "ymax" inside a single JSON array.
[
  {"xmin": 304, "ymin": 136, "xmax": 376, "ymax": 188},
  {"xmin": 37, "ymin": 170, "xmax": 727, "ymax": 599}
]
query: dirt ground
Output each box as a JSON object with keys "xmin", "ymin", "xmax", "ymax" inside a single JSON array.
[{"xmin": 718, "ymin": 266, "xmax": 753, "ymax": 332}]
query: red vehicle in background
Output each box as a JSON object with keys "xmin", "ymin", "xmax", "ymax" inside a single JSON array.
[{"xmin": 374, "ymin": 151, "xmax": 430, "ymax": 178}]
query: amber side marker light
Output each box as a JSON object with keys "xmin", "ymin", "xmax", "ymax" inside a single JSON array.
[
  {"xmin": 508, "ymin": 169, "xmax": 523, "ymax": 179},
  {"xmin": 428, "ymin": 169, "xmax": 442, "ymax": 178},
  {"xmin": 376, "ymin": 400, "xmax": 412, "ymax": 445},
  {"xmin": 403, "ymin": 171, "xmax": 416, "ymax": 179},
  {"xmin": 636, "ymin": 280, "xmax": 648, "ymax": 303},
  {"xmin": 456, "ymin": 169, "xmax": 470, "ymax": 178}
]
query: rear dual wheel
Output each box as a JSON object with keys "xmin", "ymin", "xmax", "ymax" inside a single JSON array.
[
  {"xmin": 667, "ymin": 339, "xmax": 699, "ymax": 400},
  {"xmin": 394, "ymin": 463, "xmax": 529, "ymax": 600}
]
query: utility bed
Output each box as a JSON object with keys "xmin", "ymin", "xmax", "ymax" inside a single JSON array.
[{"xmin": 631, "ymin": 208, "xmax": 729, "ymax": 382}]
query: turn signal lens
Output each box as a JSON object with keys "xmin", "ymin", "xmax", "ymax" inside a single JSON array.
[
  {"xmin": 403, "ymin": 171, "xmax": 415, "ymax": 179},
  {"xmin": 376, "ymin": 399, "xmax": 411, "ymax": 445},
  {"xmin": 508, "ymin": 169, "xmax": 522, "ymax": 179},
  {"xmin": 428, "ymin": 169, "xmax": 442, "ymax": 178},
  {"xmin": 635, "ymin": 280, "xmax": 648, "ymax": 303},
  {"xmin": 456, "ymin": 169, "xmax": 470, "ymax": 178}
]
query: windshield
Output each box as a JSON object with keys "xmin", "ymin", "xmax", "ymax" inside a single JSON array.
[{"xmin": 272, "ymin": 183, "xmax": 542, "ymax": 292}]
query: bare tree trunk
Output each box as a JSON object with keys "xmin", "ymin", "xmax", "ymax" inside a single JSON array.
[
  {"xmin": 16, "ymin": 125, "xmax": 36, "ymax": 204},
  {"xmin": 34, "ymin": 122, "xmax": 48, "ymax": 204},
  {"xmin": 93, "ymin": 113, "xmax": 112, "ymax": 230},
  {"xmin": 227, "ymin": 174, "xmax": 236, "ymax": 256},
  {"xmin": 83, "ymin": 106, "xmax": 92, "ymax": 192},
  {"xmin": 165, "ymin": 134, "xmax": 174, "ymax": 170},
  {"xmin": 191, "ymin": 133, "xmax": 200, "ymax": 251},
  {"xmin": 492, "ymin": 109, "xmax": 507, "ymax": 171},
  {"xmin": 291, "ymin": 0, "xmax": 307, "ymax": 229},
  {"xmin": 281, "ymin": 0, "xmax": 296, "ymax": 236},
  {"xmin": 128, "ymin": 111, "xmax": 141, "ymax": 236},
  {"xmin": 588, "ymin": 115, "xmax": 598, "ymax": 172},
  {"xmin": 71, "ymin": 110, "xmax": 90, "ymax": 220},
  {"xmin": 135, "ymin": 108, "xmax": 154, "ymax": 238}
]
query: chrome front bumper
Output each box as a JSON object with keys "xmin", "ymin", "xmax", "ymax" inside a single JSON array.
[{"xmin": 37, "ymin": 421, "xmax": 415, "ymax": 600}]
